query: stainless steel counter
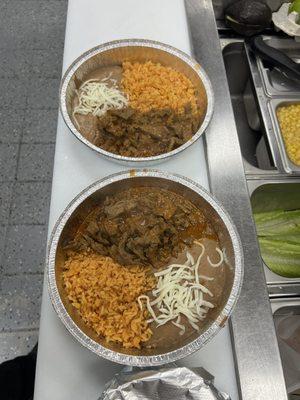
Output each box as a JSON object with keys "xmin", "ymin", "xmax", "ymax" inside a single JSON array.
[{"xmin": 186, "ymin": 1, "xmax": 288, "ymax": 399}]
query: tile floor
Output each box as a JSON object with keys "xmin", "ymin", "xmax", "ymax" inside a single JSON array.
[{"xmin": 0, "ymin": 0, "xmax": 67, "ymax": 362}]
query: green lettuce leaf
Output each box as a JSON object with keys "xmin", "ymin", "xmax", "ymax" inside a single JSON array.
[
  {"xmin": 254, "ymin": 209, "xmax": 300, "ymax": 236},
  {"xmin": 254, "ymin": 209, "xmax": 300, "ymax": 277},
  {"xmin": 259, "ymin": 237, "xmax": 300, "ymax": 278}
]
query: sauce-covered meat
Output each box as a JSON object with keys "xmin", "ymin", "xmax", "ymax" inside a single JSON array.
[
  {"xmin": 68, "ymin": 187, "xmax": 214, "ymax": 268},
  {"xmin": 92, "ymin": 106, "xmax": 200, "ymax": 157}
]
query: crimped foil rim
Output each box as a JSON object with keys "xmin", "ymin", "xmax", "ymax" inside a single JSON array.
[
  {"xmin": 60, "ymin": 39, "xmax": 214, "ymax": 165},
  {"xmin": 47, "ymin": 170, "xmax": 244, "ymax": 366}
]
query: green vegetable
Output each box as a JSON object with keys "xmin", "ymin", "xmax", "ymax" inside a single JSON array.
[
  {"xmin": 254, "ymin": 209, "xmax": 300, "ymax": 236},
  {"xmin": 289, "ymin": 0, "xmax": 300, "ymax": 15},
  {"xmin": 254, "ymin": 209, "xmax": 300, "ymax": 278},
  {"xmin": 289, "ymin": 0, "xmax": 300, "ymax": 24},
  {"xmin": 264, "ymin": 234, "xmax": 300, "ymax": 245}
]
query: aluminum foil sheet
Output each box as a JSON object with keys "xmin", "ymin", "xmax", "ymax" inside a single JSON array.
[{"xmin": 98, "ymin": 366, "xmax": 231, "ymax": 400}]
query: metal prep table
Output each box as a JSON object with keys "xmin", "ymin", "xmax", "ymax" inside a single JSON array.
[{"xmin": 33, "ymin": 1, "xmax": 288, "ymax": 399}]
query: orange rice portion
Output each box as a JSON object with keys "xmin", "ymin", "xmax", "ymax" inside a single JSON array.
[
  {"xmin": 121, "ymin": 60, "xmax": 198, "ymax": 114},
  {"xmin": 63, "ymin": 250, "xmax": 156, "ymax": 349}
]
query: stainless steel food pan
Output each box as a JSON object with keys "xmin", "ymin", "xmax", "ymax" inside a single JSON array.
[
  {"xmin": 249, "ymin": 179, "xmax": 300, "ymax": 294},
  {"xmin": 268, "ymin": 99, "xmax": 300, "ymax": 175}
]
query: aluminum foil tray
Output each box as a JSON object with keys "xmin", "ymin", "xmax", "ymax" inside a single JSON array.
[
  {"xmin": 60, "ymin": 39, "xmax": 214, "ymax": 166},
  {"xmin": 98, "ymin": 366, "xmax": 231, "ymax": 399},
  {"xmin": 47, "ymin": 170, "xmax": 243, "ymax": 366}
]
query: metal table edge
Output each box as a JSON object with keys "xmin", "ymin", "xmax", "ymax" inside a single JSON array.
[{"xmin": 185, "ymin": 1, "xmax": 288, "ymax": 399}]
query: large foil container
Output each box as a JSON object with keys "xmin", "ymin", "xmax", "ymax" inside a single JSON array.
[
  {"xmin": 60, "ymin": 39, "xmax": 214, "ymax": 166},
  {"xmin": 98, "ymin": 366, "xmax": 231, "ymax": 400},
  {"xmin": 47, "ymin": 170, "xmax": 243, "ymax": 366}
]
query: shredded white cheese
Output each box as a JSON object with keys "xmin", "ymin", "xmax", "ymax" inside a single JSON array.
[
  {"xmin": 72, "ymin": 78, "xmax": 128, "ymax": 127},
  {"xmin": 207, "ymin": 247, "xmax": 224, "ymax": 268},
  {"xmin": 138, "ymin": 245, "xmax": 217, "ymax": 335}
]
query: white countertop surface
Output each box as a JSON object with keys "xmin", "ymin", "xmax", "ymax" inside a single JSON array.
[{"xmin": 33, "ymin": 1, "xmax": 238, "ymax": 399}]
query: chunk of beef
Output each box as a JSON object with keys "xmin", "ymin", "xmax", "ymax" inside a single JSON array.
[
  {"xmin": 89, "ymin": 106, "xmax": 202, "ymax": 158},
  {"xmin": 104, "ymin": 199, "xmax": 137, "ymax": 218},
  {"xmin": 70, "ymin": 187, "xmax": 207, "ymax": 268},
  {"xmin": 102, "ymin": 219, "xmax": 119, "ymax": 236},
  {"xmin": 83, "ymin": 234, "xmax": 108, "ymax": 255},
  {"xmin": 85, "ymin": 220, "xmax": 99, "ymax": 236}
]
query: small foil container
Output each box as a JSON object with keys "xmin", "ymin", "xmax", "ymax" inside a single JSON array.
[
  {"xmin": 60, "ymin": 39, "xmax": 214, "ymax": 166},
  {"xmin": 98, "ymin": 366, "xmax": 231, "ymax": 400},
  {"xmin": 47, "ymin": 170, "xmax": 243, "ymax": 366}
]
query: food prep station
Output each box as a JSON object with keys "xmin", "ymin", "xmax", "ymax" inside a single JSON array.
[
  {"xmin": 221, "ymin": 29, "xmax": 300, "ymax": 398},
  {"xmin": 33, "ymin": 0, "xmax": 300, "ymax": 399}
]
